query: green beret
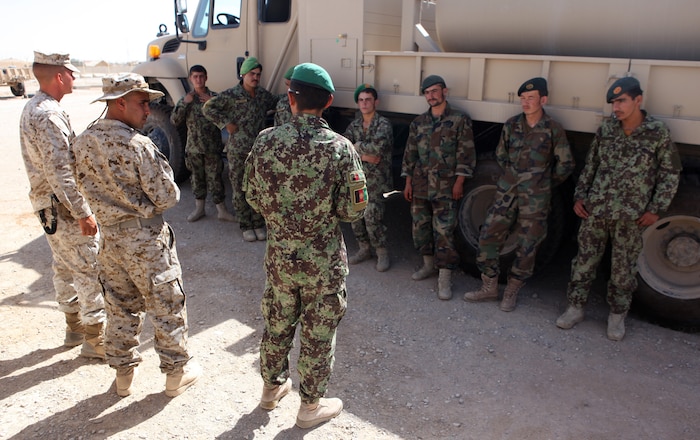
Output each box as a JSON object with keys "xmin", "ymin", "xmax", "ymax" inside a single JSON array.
[
  {"xmin": 518, "ymin": 77, "xmax": 548, "ymax": 96},
  {"xmin": 283, "ymin": 65, "xmax": 295, "ymax": 80},
  {"xmin": 607, "ymin": 77, "xmax": 642, "ymax": 103},
  {"xmin": 421, "ymin": 75, "xmax": 446, "ymax": 93},
  {"xmin": 240, "ymin": 56, "xmax": 262, "ymax": 75},
  {"xmin": 354, "ymin": 83, "xmax": 376, "ymax": 103},
  {"xmin": 291, "ymin": 63, "xmax": 335, "ymax": 93}
]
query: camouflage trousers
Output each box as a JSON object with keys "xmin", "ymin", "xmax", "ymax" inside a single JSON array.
[
  {"xmin": 476, "ymin": 199, "xmax": 548, "ymax": 280},
  {"xmin": 186, "ymin": 152, "xmax": 226, "ymax": 204},
  {"xmin": 411, "ymin": 197, "xmax": 460, "ymax": 270},
  {"xmin": 566, "ymin": 217, "xmax": 643, "ymax": 314},
  {"xmin": 259, "ymin": 279, "xmax": 347, "ymax": 404},
  {"xmin": 351, "ymin": 201, "xmax": 387, "ymax": 249},
  {"xmin": 227, "ymin": 149, "xmax": 264, "ymax": 230},
  {"xmin": 99, "ymin": 222, "xmax": 191, "ymax": 373},
  {"xmin": 42, "ymin": 204, "xmax": 105, "ymax": 325}
]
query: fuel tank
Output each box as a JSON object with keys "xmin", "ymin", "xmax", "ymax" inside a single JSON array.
[{"xmin": 434, "ymin": 0, "xmax": 700, "ymax": 61}]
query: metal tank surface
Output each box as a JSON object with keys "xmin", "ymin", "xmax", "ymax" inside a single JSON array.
[{"xmin": 434, "ymin": 0, "xmax": 700, "ymax": 61}]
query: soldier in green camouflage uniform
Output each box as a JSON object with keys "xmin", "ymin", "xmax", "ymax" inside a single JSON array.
[
  {"xmin": 464, "ymin": 78, "xmax": 574, "ymax": 312},
  {"xmin": 171, "ymin": 65, "xmax": 236, "ymax": 223},
  {"xmin": 344, "ymin": 84, "xmax": 394, "ymax": 272},
  {"xmin": 72, "ymin": 73, "xmax": 201, "ymax": 397},
  {"xmin": 273, "ymin": 65, "xmax": 295, "ymax": 127},
  {"xmin": 556, "ymin": 77, "xmax": 681, "ymax": 341},
  {"xmin": 402, "ymin": 75, "xmax": 476, "ymax": 300},
  {"xmin": 244, "ymin": 63, "xmax": 367, "ymax": 429},
  {"xmin": 203, "ymin": 56, "xmax": 279, "ymax": 241}
]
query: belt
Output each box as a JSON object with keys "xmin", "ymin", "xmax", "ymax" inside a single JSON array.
[{"xmin": 111, "ymin": 215, "xmax": 164, "ymax": 229}]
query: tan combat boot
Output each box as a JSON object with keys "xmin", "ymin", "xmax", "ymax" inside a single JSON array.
[
  {"xmin": 254, "ymin": 227, "xmax": 267, "ymax": 240},
  {"xmin": 116, "ymin": 366, "xmax": 138, "ymax": 397},
  {"xmin": 165, "ymin": 361, "xmax": 202, "ymax": 397},
  {"xmin": 215, "ymin": 203, "xmax": 237, "ymax": 222},
  {"xmin": 463, "ymin": 273, "xmax": 499, "ymax": 302},
  {"xmin": 607, "ymin": 311, "xmax": 628, "ymax": 341},
  {"xmin": 187, "ymin": 199, "xmax": 206, "ymax": 222},
  {"xmin": 64, "ymin": 312, "xmax": 84, "ymax": 347},
  {"xmin": 438, "ymin": 268, "xmax": 453, "ymax": 300},
  {"xmin": 349, "ymin": 242, "xmax": 372, "ymax": 265},
  {"xmin": 412, "ymin": 255, "xmax": 437, "ymax": 280},
  {"xmin": 296, "ymin": 397, "xmax": 343, "ymax": 429},
  {"xmin": 499, "ymin": 278, "xmax": 525, "ymax": 312},
  {"xmin": 375, "ymin": 247, "xmax": 391, "ymax": 272},
  {"xmin": 556, "ymin": 305, "xmax": 585, "ymax": 329},
  {"xmin": 259, "ymin": 377, "xmax": 292, "ymax": 410},
  {"xmin": 80, "ymin": 322, "xmax": 105, "ymax": 360}
]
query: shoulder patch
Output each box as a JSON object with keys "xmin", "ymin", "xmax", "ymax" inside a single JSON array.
[{"xmin": 347, "ymin": 169, "xmax": 368, "ymax": 211}]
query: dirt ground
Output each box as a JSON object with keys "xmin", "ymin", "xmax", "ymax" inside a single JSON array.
[{"xmin": 0, "ymin": 80, "xmax": 698, "ymax": 440}]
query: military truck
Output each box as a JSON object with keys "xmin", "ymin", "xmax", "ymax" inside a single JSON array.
[
  {"xmin": 133, "ymin": 0, "xmax": 700, "ymax": 328},
  {"xmin": 0, "ymin": 65, "xmax": 31, "ymax": 97}
]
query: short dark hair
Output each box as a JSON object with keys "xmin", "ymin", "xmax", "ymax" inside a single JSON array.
[
  {"xmin": 289, "ymin": 79, "xmax": 331, "ymax": 111},
  {"xmin": 358, "ymin": 88, "xmax": 377, "ymax": 101},
  {"xmin": 189, "ymin": 65, "xmax": 207, "ymax": 76}
]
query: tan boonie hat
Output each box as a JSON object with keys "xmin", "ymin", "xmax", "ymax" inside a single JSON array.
[
  {"xmin": 34, "ymin": 51, "xmax": 80, "ymax": 73},
  {"xmin": 92, "ymin": 73, "xmax": 164, "ymax": 103}
]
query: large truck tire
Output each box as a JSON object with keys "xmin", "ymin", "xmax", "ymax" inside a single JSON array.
[
  {"xmin": 634, "ymin": 185, "xmax": 700, "ymax": 330},
  {"xmin": 10, "ymin": 83, "xmax": 25, "ymax": 97},
  {"xmin": 455, "ymin": 159, "xmax": 568, "ymax": 281},
  {"xmin": 143, "ymin": 103, "xmax": 189, "ymax": 183}
]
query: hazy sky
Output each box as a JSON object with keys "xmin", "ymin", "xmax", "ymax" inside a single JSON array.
[{"xmin": 2, "ymin": 0, "xmax": 199, "ymax": 63}]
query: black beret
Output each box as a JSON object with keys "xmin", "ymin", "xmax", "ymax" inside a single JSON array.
[
  {"xmin": 607, "ymin": 77, "xmax": 641, "ymax": 103},
  {"xmin": 421, "ymin": 75, "xmax": 446, "ymax": 93},
  {"xmin": 518, "ymin": 77, "xmax": 548, "ymax": 96}
]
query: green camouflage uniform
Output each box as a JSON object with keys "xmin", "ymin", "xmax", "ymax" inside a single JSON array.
[
  {"xmin": 203, "ymin": 82, "xmax": 278, "ymax": 230},
  {"xmin": 343, "ymin": 112, "xmax": 393, "ymax": 249},
  {"xmin": 243, "ymin": 114, "xmax": 367, "ymax": 404},
  {"xmin": 171, "ymin": 89, "xmax": 227, "ymax": 204},
  {"xmin": 477, "ymin": 111, "xmax": 574, "ymax": 280},
  {"xmin": 567, "ymin": 112, "xmax": 681, "ymax": 313},
  {"xmin": 401, "ymin": 103, "xmax": 476, "ymax": 269},
  {"xmin": 72, "ymin": 119, "xmax": 193, "ymax": 374},
  {"xmin": 274, "ymin": 93, "xmax": 292, "ymax": 127},
  {"xmin": 19, "ymin": 91, "xmax": 105, "ymax": 325}
]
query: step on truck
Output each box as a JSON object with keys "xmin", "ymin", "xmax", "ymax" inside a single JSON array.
[{"xmin": 133, "ymin": 0, "xmax": 700, "ymax": 329}]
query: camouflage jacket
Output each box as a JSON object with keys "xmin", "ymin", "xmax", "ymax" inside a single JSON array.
[
  {"xmin": 401, "ymin": 103, "xmax": 476, "ymax": 199},
  {"xmin": 19, "ymin": 91, "xmax": 92, "ymax": 218},
  {"xmin": 171, "ymin": 88, "xmax": 223, "ymax": 155},
  {"xmin": 494, "ymin": 111, "xmax": 575, "ymax": 215},
  {"xmin": 202, "ymin": 82, "xmax": 278, "ymax": 156},
  {"xmin": 71, "ymin": 119, "xmax": 180, "ymax": 226},
  {"xmin": 575, "ymin": 112, "xmax": 681, "ymax": 219},
  {"xmin": 273, "ymin": 93, "xmax": 292, "ymax": 127},
  {"xmin": 244, "ymin": 114, "xmax": 367, "ymax": 290},
  {"xmin": 343, "ymin": 112, "xmax": 394, "ymax": 200}
]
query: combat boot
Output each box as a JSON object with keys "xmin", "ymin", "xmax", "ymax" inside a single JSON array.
[
  {"xmin": 499, "ymin": 278, "xmax": 525, "ymax": 312},
  {"xmin": 296, "ymin": 397, "xmax": 343, "ymax": 429},
  {"xmin": 437, "ymin": 268, "xmax": 453, "ymax": 300},
  {"xmin": 165, "ymin": 361, "xmax": 202, "ymax": 397},
  {"xmin": 375, "ymin": 247, "xmax": 391, "ymax": 272},
  {"xmin": 260, "ymin": 377, "xmax": 292, "ymax": 410},
  {"xmin": 116, "ymin": 366, "xmax": 138, "ymax": 397},
  {"xmin": 556, "ymin": 305, "xmax": 585, "ymax": 329},
  {"xmin": 463, "ymin": 273, "xmax": 499, "ymax": 302},
  {"xmin": 64, "ymin": 312, "xmax": 84, "ymax": 347},
  {"xmin": 412, "ymin": 255, "xmax": 437, "ymax": 280},
  {"xmin": 254, "ymin": 227, "xmax": 267, "ymax": 241},
  {"xmin": 187, "ymin": 199, "xmax": 206, "ymax": 222},
  {"xmin": 80, "ymin": 322, "xmax": 105, "ymax": 360},
  {"xmin": 215, "ymin": 203, "xmax": 237, "ymax": 222},
  {"xmin": 607, "ymin": 311, "xmax": 628, "ymax": 341},
  {"xmin": 349, "ymin": 242, "xmax": 372, "ymax": 265},
  {"xmin": 242, "ymin": 229, "xmax": 257, "ymax": 242}
]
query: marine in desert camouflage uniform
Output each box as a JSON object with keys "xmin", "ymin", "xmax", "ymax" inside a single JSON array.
[
  {"xmin": 344, "ymin": 84, "xmax": 394, "ymax": 272},
  {"xmin": 72, "ymin": 73, "xmax": 201, "ymax": 397},
  {"xmin": 19, "ymin": 51, "xmax": 105, "ymax": 359},
  {"xmin": 202, "ymin": 56, "xmax": 279, "ymax": 241},
  {"xmin": 244, "ymin": 63, "xmax": 367, "ymax": 429},
  {"xmin": 402, "ymin": 75, "xmax": 476, "ymax": 300},
  {"xmin": 464, "ymin": 77, "xmax": 575, "ymax": 312},
  {"xmin": 556, "ymin": 76, "xmax": 681, "ymax": 341}
]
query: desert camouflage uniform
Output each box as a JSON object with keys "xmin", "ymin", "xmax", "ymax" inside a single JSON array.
[
  {"xmin": 72, "ymin": 118, "xmax": 192, "ymax": 373},
  {"xmin": 343, "ymin": 112, "xmax": 393, "ymax": 249},
  {"xmin": 274, "ymin": 93, "xmax": 292, "ymax": 127},
  {"xmin": 244, "ymin": 114, "xmax": 367, "ymax": 404},
  {"xmin": 401, "ymin": 103, "xmax": 476, "ymax": 269},
  {"xmin": 567, "ymin": 112, "xmax": 681, "ymax": 313},
  {"xmin": 203, "ymin": 82, "xmax": 278, "ymax": 230},
  {"xmin": 19, "ymin": 91, "xmax": 105, "ymax": 325},
  {"xmin": 171, "ymin": 89, "xmax": 226, "ymax": 204},
  {"xmin": 477, "ymin": 111, "xmax": 575, "ymax": 280}
]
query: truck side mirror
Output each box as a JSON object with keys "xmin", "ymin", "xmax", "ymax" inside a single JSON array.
[
  {"xmin": 176, "ymin": 0, "xmax": 188, "ymax": 14},
  {"xmin": 177, "ymin": 13, "xmax": 190, "ymax": 34}
]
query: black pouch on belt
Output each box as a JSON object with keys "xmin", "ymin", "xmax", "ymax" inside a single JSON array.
[{"xmin": 39, "ymin": 194, "xmax": 59, "ymax": 235}]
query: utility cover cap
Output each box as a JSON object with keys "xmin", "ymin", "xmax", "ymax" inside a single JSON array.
[
  {"xmin": 291, "ymin": 63, "xmax": 335, "ymax": 93},
  {"xmin": 240, "ymin": 56, "xmax": 262, "ymax": 75},
  {"xmin": 33, "ymin": 51, "xmax": 80, "ymax": 73},
  {"xmin": 421, "ymin": 75, "xmax": 446, "ymax": 93},
  {"xmin": 518, "ymin": 77, "xmax": 548, "ymax": 97},
  {"xmin": 92, "ymin": 73, "xmax": 165, "ymax": 103},
  {"xmin": 607, "ymin": 77, "xmax": 641, "ymax": 103}
]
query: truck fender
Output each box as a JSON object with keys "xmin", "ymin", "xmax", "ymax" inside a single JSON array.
[{"xmin": 132, "ymin": 58, "xmax": 189, "ymax": 104}]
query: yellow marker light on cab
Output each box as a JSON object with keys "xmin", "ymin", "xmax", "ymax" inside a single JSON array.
[{"xmin": 148, "ymin": 45, "xmax": 162, "ymax": 60}]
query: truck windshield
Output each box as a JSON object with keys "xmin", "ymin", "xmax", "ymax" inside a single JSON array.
[{"xmin": 192, "ymin": 0, "xmax": 242, "ymax": 38}]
